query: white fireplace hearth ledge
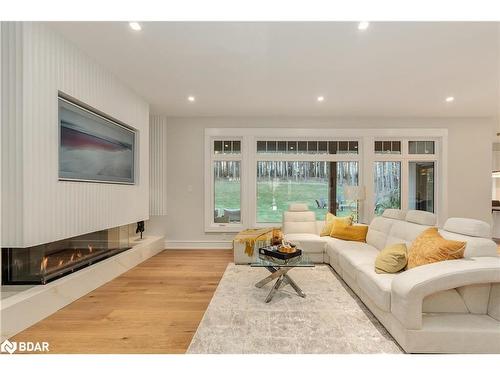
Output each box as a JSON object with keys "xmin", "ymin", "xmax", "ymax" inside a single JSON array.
[{"xmin": 0, "ymin": 235, "xmax": 164, "ymax": 341}]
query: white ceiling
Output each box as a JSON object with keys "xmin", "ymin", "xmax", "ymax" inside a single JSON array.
[{"xmin": 48, "ymin": 22, "xmax": 499, "ymax": 117}]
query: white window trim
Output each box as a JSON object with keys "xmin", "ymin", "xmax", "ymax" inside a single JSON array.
[{"xmin": 205, "ymin": 128, "xmax": 448, "ymax": 232}]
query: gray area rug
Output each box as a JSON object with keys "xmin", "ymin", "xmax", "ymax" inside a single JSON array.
[{"xmin": 187, "ymin": 264, "xmax": 402, "ymax": 354}]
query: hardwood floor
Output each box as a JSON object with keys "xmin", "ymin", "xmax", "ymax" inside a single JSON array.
[{"xmin": 12, "ymin": 249, "xmax": 233, "ymax": 354}]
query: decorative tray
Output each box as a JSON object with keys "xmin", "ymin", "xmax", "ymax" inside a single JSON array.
[{"xmin": 258, "ymin": 245, "xmax": 302, "ymax": 260}]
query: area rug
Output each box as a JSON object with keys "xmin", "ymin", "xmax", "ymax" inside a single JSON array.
[{"xmin": 187, "ymin": 264, "xmax": 402, "ymax": 354}]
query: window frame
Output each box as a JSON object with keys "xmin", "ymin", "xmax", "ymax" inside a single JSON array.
[
  {"xmin": 372, "ymin": 137, "xmax": 439, "ymax": 215},
  {"xmin": 205, "ymin": 135, "xmax": 245, "ymax": 232},
  {"xmin": 205, "ymin": 129, "xmax": 447, "ymax": 232}
]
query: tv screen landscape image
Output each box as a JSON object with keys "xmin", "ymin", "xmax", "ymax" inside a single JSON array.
[{"xmin": 58, "ymin": 96, "xmax": 136, "ymax": 184}]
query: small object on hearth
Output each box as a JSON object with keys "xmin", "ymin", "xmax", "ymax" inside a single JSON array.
[{"xmin": 136, "ymin": 221, "xmax": 145, "ymax": 239}]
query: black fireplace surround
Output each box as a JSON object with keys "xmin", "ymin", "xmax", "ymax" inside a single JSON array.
[{"xmin": 2, "ymin": 226, "xmax": 131, "ymax": 285}]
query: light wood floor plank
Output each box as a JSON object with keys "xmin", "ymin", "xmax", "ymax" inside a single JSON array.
[{"xmin": 12, "ymin": 249, "xmax": 233, "ymax": 354}]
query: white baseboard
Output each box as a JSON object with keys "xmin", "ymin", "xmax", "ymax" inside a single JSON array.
[{"xmin": 164, "ymin": 240, "xmax": 233, "ymax": 249}]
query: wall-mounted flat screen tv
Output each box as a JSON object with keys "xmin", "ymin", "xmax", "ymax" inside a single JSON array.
[{"xmin": 58, "ymin": 96, "xmax": 136, "ymax": 184}]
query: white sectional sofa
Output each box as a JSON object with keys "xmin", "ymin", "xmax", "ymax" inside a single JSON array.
[{"xmin": 276, "ymin": 204, "xmax": 500, "ymax": 353}]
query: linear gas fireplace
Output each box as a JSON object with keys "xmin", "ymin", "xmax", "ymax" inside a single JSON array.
[{"xmin": 2, "ymin": 225, "xmax": 131, "ymax": 285}]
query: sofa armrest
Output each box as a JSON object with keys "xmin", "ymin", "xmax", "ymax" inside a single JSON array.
[{"xmin": 391, "ymin": 257, "xmax": 500, "ymax": 329}]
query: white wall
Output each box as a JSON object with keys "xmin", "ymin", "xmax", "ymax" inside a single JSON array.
[
  {"xmin": 1, "ymin": 22, "xmax": 150, "ymax": 247},
  {"xmin": 147, "ymin": 116, "xmax": 494, "ymax": 246}
]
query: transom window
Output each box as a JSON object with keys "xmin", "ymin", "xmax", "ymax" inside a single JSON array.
[
  {"xmin": 374, "ymin": 140, "xmax": 401, "ymax": 154},
  {"xmin": 409, "ymin": 140, "xmax": 435, "ymax": 154},
  {"xmin": 256, "ymin": 140, "xmax": 358, "ymax": 154},
  {"xmin": 214, "ymin": 140, "xmax": 241, "ymax": 154}
]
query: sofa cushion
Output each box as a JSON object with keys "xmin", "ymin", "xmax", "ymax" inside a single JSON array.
[
  {"xmin": 283, "ymin": 233, "xmax": 326, "ymax": 254},
  {"xmin": 439, "ymin": 230, "xmax": 498, "ymax": 258},
  {"xmin": 405, "ymin": 210, "xmax": 437, "ymax": 226},
  {"xmin": 323, "ymin": 237, "xmax": 350, "ymax": 268},
  {"xmin": 375, "ymin": 243, "xmax": 408, "ymax": 274},
  {"xmin": 385, "ymin": 220, "xmax": 430, "ymax": 248},
  {"xmin": 331, "ymin": 221, "xmax": 368, "ymax": 242},
  {"xmin": 366, "ymin": 216, "xmax": 396, "ymax": 250},
  {"xmin": 488, "ymin": 284, "xmax": 500, "ymax": 321},
  {"xmin": 444, "ymin": 217, "xmax": 491, "ymax": 238},
  {"xmin": 320, "ymin": 213, "xmax": 351, "ymax": 236},
  {"xmin": 407, "ymin": 228, "xmax": 465, "ymax": 269},
  {"xmin": 382, "ymin": 209, "xmax": 407, "ymax": 220},
  {"xmin": 282, "ymin": 210, "xmax": 316, "ymax": 234},
  {"xmin": 357, "ymin": 263, "xmax": 395, "ymax": 312},
  {"xmin": 337, "ymin": 243, "xmax": 380, "ymax": 280}
]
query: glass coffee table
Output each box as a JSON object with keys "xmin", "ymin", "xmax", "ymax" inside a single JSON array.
[{"xmin": 251, "ymin": 254, "xmax": 315, "ymax": 303}]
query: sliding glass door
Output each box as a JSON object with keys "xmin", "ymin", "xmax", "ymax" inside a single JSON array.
[{"xmin": 256, "ymin": 160, "xmax": 358, "ymax": 223}]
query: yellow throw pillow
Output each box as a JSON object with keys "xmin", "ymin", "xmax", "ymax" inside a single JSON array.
[
  {"xmin": 330, "ymin": 220, "xmax": 368, "ymax": 242},
  {"xmin": 375, "ymin": 243, "xmax": 408, "ymax": 274},
  {"xmin": 320, "ymin": 213, "xmax": 352, "ymax": 237},
  {"xmin": 407, "ymin": 227, "xmax": 466, "ymax": 269}
]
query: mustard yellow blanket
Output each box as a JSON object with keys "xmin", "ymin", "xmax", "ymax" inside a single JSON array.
[{"xmin": 234, "ymin": 228, "xmax": 281, "ymax": 257}]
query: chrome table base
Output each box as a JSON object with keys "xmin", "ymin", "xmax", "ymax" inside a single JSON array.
[{"xmin": 255, "ymin": 266, "xmax": 306, "ymax": 303}]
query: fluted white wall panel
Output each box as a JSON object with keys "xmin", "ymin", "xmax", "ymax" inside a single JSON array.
[
  {"xmin": 149, "ymin": 115, "xmax": 168, "ymax": 216},
  {"xmin": 1, "ymin": 23, "xmax": 24, "ymax": 246},
  {"xmin": 1, "ymin": 22, "xmax": 150, "ymax": 247}
]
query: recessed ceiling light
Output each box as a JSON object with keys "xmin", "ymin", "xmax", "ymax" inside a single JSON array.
[
  {"xmin": 445, "ymin": 96, "xmax": 455, "ymax": 103},
  {"xmin": 129, "ymin": 22, "xmax": 142, "ymax": 31},
  {"xmin": 317, "ymin": 96, "xmax": 325, "ymax": 102},
  {"xmin": 188, "ymin": 96, "xmax": 196, "ymax": 102},
  {"xmin": 358, "ymin": 21, "xmax": 370, "ymax": 31}
]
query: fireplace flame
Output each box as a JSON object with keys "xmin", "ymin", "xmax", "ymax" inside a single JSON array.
[{"xmin": 40, "ymin": 257, "xmax": 48, "ymax": 272}]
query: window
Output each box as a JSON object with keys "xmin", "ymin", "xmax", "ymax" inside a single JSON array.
[
  {"xmin": 335, "ymin": 162, "xmax": 359, "ymax": 218},
  {"xmin": 214, "ymin": 161, "xmax": 241, "ymax": 223},
  {"xmin": 374, "ymin": 141, "xmax": 401, "ymax": 154},
  {"xmin": 256, "ymin": 161, "xmax": 329, "ymax": 222},
  {"xmin": 409, "ymin": 141, "xmax": 434, "ymax": 154},
  {"xmin": 210, "ymin": 139, "xmax": 242, "ymax": 227},
  {"xmin": 256, "ymin": 160, "xmax": 359, "ymax": 223},
  {"xmin": 374, "ymin": 161, "xmax": 401, "ymax": 215},
  {"xmin": 205, "ymin": 129, "xmax": 443, "ymax": 232},
  {"xmin": 409, "ymin": 162, "xmax": 435, "ymax": 212}
]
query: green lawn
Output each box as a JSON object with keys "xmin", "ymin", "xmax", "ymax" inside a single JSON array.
[{"xmin": 215, "ymin": 180, "xmax": 353, "ymax": 223}]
